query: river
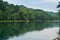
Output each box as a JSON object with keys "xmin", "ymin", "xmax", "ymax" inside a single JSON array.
[{"xmin": 0, "ymin": 21, "xmax": 60, "ymax": 40}]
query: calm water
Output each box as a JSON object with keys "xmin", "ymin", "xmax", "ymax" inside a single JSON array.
[
  {"xmin": 0, "ymin": 21, "xmax": 60, "ymax": 40},
  {"xmin": 8, "ymin": 27, "xmax": 59, "ymax": 40}
]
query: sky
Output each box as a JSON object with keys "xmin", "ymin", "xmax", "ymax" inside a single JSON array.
[{"xmin": 3, "ymin": 0, "xmax": 59, "ymax": 12}]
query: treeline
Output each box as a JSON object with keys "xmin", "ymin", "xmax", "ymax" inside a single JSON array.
[
  {"xmin": 0, "ymin": 0, "xmax": 58, "ymax": 20},
  {"xmin": 56, "ymin": 10, "xmax": 60, "ymax": 20}
]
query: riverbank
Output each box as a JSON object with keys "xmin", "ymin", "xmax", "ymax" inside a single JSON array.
[
  {"xmin": 0, "ymin": 20, "xmax": 29, "ymax": 22},
  {"xmin": 0, "ymin": 20, "xmax": 59, "ymax": 22}
]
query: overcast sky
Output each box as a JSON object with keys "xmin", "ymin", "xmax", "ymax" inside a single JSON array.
[{"xmin": 3, "ymin": 0, "xmax": 59, "ymax": 12}]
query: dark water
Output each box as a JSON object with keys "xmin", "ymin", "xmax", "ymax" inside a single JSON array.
[{"xmin": 0, "ymin": 21, "xmax": 60, "ymax": 40}]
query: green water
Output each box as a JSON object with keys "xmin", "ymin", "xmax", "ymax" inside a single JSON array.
[{"xmin": 0, "ymin": 21, "xmax": 60, "ymax": 40}]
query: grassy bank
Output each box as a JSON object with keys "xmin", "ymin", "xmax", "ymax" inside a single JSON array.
[{"xmin": 0, "ymin": 20, "xmax": 29, "ymax": 22}]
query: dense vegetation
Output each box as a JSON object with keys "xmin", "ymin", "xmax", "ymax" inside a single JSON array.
[
  {"xmin": 0, "ymin": 0, "xmax": 58, "ymax": 20},
  {"xmin": 57, "ymin": 10, "xmax": 60, "ymax": 19},
  {"xmin": 0, "ymin": 0, "xmax": 60, "ymax": 40}
]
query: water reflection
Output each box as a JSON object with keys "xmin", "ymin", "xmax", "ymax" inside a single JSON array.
[
  {"xmin": 8, "ymin": 27, "xmax": 59, "ymax": 40},
  {"xmin": 0, "ymin": 22, "xmax": 60, "ymax": 40}
]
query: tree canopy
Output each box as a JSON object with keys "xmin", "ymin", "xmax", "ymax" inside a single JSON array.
[{"xmin": 0, "ymin": 0, "xmax": 58, "ymax": 20}]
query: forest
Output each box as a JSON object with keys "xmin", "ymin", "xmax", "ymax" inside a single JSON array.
[
  {"xmin": 0, "ymin": 0, "xmax": 60, "ymax": 40},
  {"xmin": 0, "ymin": 0, "xmax": 59, "ymax": 20}
]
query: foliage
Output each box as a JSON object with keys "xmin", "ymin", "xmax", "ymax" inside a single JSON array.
[{"xmin": 0, "ymin": 0, "xmax": 58, "ymax": 20}]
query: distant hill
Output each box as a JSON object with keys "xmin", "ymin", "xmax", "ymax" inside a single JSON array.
[
  {"xmin": 47, "ymin": 12, "xmax": 56, "ymax": 16},
  {"xmin": 0, "ymin": 0, "xmax": 58, "ymax": 20},
  {"xmin": 46, "ymin": 12, "xmax": 58, "ymax": 20}
]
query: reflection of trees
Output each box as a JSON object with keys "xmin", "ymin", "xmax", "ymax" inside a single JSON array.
[
  {"xmin": 0, "ymin": 22, "xmax": 28, "ymax": 40},
  {"xmin": 0, "ymin": 22, "xmax": 58, "ymax": 40},
  {"xmin": 57, "ymin": 27, "xmax": 60, "ymax": 35}
]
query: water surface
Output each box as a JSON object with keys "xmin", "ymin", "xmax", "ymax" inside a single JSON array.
[
  {"xmin": 8, "ymin": 27, "xmax": 59, "ymax": 40},
  {"xmin": 0, "ymin": 22, "xmax": 60, "ymax": 40}
]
